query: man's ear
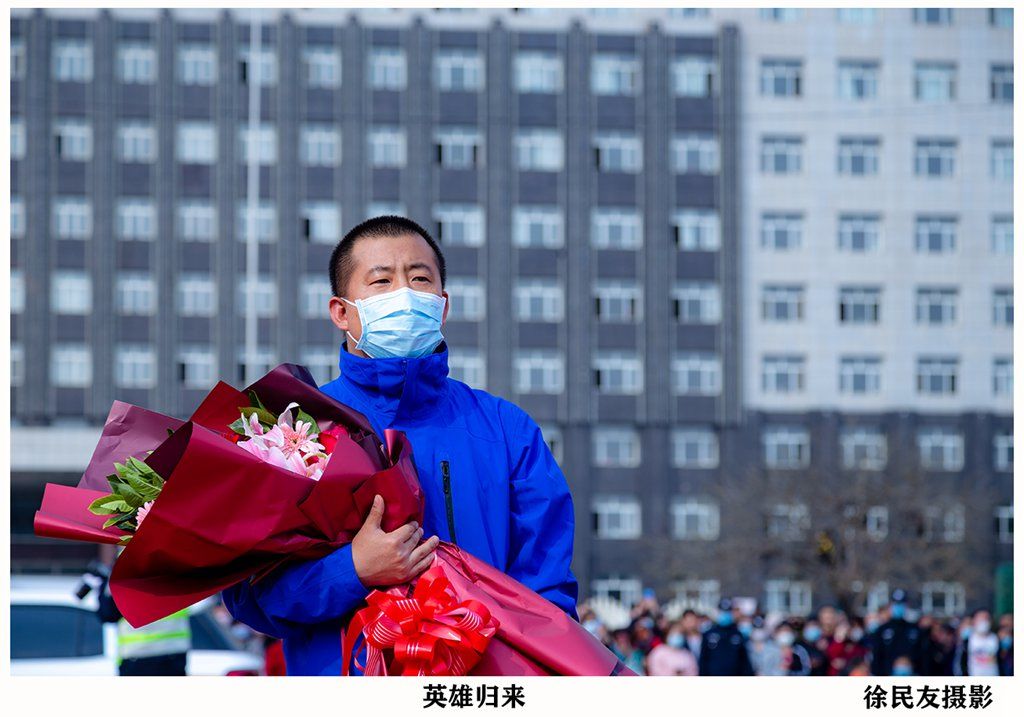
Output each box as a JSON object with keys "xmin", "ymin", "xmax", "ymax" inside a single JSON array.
[
  {"xmin": 328, "ymin": 296, "xmax": 349, "ymax": 332},
  {"xmin": 440, "ymin": 289, "xmax": 450, "ymax": 326}
]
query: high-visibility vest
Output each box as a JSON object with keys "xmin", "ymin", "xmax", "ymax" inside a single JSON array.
[{"xmin": 117, "ymin": 609, "xmax": 192, "ymax": 662}]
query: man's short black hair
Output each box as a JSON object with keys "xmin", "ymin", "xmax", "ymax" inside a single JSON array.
[{"xmin": 328, "ymin": 215, "xmax": 447, "ymax": 298}]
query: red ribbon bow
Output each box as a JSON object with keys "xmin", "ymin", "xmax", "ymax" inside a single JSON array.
[{"xmin": 342, "ymin": 564, "xmax": 499, "ymax": 676}]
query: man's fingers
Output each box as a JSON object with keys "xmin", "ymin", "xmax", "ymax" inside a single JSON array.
[
  {"xmin": 400, "ymin": 525, "xmax": 424, "ymax": 549},
  {"xmin": 408, "ymin": 535, "xmax": 439, "ymax": 565},
  {"xmin": 363, "ymin": 494, "xmax": 385, "ymax": 530},
  {"xmin": 409, "ymin": 552, "xmax": 435, "ymax": 579}
]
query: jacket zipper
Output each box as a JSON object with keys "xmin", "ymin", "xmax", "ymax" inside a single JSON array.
[{"xmin": 441, "ymin": 460, "xmax": 458, "ymax": 545}]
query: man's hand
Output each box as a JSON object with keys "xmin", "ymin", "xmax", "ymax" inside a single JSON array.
[{"xmin": 351, "ymin": 494, "xmax": 439, "ymax": 588}]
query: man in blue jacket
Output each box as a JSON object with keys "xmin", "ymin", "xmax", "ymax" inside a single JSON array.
[{"xmin": 222, "ymin": 216, "xmax": 579, "ymax": 675}]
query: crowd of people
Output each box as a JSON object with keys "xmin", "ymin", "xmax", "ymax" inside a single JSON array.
[{"xmin": 579, "ymin": 589, "xmax": 1014, "ymax": 677}]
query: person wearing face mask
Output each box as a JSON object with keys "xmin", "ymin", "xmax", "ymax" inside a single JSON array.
[
  {"xmin": 647, "ymin": 622, "xmax": 699, "ymax": 676},
  {"xmin": 698, "ymin": 598, "xmax": 754, "ymax": 676},
  {"xmin": 871, "ymin": 589, "xmax": 924, "ymax": 676},
  {"xmin": 763, "ymin": 623, "xmax": 811, "ymax": 676},
  {"xmin": 799, "ymin": 618, "xmax": 828, "ymax": 675},
  {"xmin": 891, "ymin": 655, "xmax": 915, "ymax": 677},
  {"xmin": 222, "ymin": 216, "xmax": 579, "ymax": 675},
  {"xmin": 964, "ymin": 609, "xmax": 1000, "ymax": 677},
  {"xmin": 997, "ymin": 623, "xmax": 1013, "ymax": 676},
  {"xmin": 825, "ymin": 620, "xmax": 868, "ymax": 676}
]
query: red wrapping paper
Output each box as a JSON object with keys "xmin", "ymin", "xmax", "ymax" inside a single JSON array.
[{"xmin": 34, "ymin": 363, "xmax": 634, "ymax": 676}]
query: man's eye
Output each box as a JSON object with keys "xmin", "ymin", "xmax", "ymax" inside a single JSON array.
[
  {"xmin": 413, "ymin": 276, "xmax": 429, "ymax": 282},
  {"xmin": 373, "ymin": 279, "xmax": 390, "ymax": 285}
]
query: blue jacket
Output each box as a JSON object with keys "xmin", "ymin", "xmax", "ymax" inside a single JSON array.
[{"xmin": 222, "ymin": 342, "xmax": 579, "ymax": 675}]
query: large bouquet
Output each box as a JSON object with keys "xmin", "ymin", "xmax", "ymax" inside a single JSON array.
[{"xmin": 35, "ymin": 364, "xmax": 633, "ymax": 677}]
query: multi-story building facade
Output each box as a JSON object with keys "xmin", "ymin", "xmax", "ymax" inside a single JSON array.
[{"xmin": 9, "ymin": 7, "xmax": 1012, "ymax": 617}]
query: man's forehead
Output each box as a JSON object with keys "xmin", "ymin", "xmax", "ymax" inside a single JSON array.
[{"xmin": 350, "ymin": 232, "xmax": 437, "ymax": 269}]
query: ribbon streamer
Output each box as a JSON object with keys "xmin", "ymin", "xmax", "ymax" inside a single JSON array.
[{"xmin": 342, "ymin": 564, "xmax": 499, "ymax": 676}]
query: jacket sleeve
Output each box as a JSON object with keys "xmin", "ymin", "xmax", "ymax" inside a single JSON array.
[
  {"xmin": 221, "ymin": 544, "xmax": 370, "ymax": 638},
  {"xmin": 502, "ymin": 404, "xmax": 580, "ymax": 621}
]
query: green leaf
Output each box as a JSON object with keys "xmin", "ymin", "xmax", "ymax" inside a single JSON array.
[
  {"xmin": 118, "ymin": 535, "xmax": 133, "ymax": 546},
  {"xmin": 103, "ymin": 515, "xmax": 128, "ymax": 529},
  {"xmin": 247, "ymin": 390, "xmax": 267, "ymax": 411},
  {"xmin": 166, "ymin": 427, "xmax": 175, "ymax": 437},
  {"xmin": 229, "ymin": 417, "xmax": 248, "ymax": 435},
  {"xmin": 88, "ymin": 495, "xmax": 132, "ymax": 516},
  {"xmin": 296, "ymin": 408, "xmax": 321, "ymax": 436},
  {"xmin": 240, "ymin": 406, "xmax": 277, "ymax": 428}
]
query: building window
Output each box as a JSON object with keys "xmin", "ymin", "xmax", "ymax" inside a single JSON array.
[
  {"xmin": 915, "ymin": 215, "xmax": 957, "ymax": 253},
  {"xmin": 592, "ymin": 495, "xmax": 642, "ymax": 539},
  {"xmin": 990, "ymin": 8, "xmax": 1013, "ymax": 27},
  {"xmin": 115, "ymin": 273, "xmax": 156, "ymax": 316},
  {"xmin": 671, "ymin": 499, "xmax": 720, "ymax": 540},
  {"xmin": 51, "ymin": 271, "xmax": 91, "ymax": 315},
  {"xmin": 539, "ymin": 424, "xmax": 564, "ymax": 465},
  {"xmin": 514, "ymin": 51, "xmax": 563, "ymax": 93},
  {"xmin": 591, "ymin": 54, "xmax": 640, "ymax": 96},
  {"xmin": 11, "ymin": 343, "xmax": 24, "ymax": 386},
  {"xmin": 434, "ymin": 204, "xmax": 485, "ymax": 247},
  {"xmin": 921, "ymin": 582, "xmax": 964, "ymax": 618},
  {"xmin": 993, "ymin": 357, "xmax": 1013, "ymax": 397},
  {"xmin": 303, "ymin": 46, "xmax": 341, "ymax": 88},
  {"xmin": 117, "ymin": 123, "xmax": 156, "ymax": 163},
  {"xmin": 368, "ymin": 47, "xmax": 406, "ymax": 90},
  {"xmin": 514, "ymin": 129, "xmax": 563, "ymax": 172},
  {"xmin": 840, "ymin": 428, "xmax": 887, "ymax": 470},
  {"xmin": 53, "ymin": 198, "xmax": 92, "ymax": 239},
  {"xmin": 178, "ymin": 346, "xmax": 217, "ymax": 389},
  {"xmin": 672, "ymin": 580, "xmax": 720, "ymax": 614},
  {"xmin": 117, "ymin": 43, "xmax": 156, "ymax": 84},
  {"xmin": 760, "ymin": 8, "xmax": 802, "ymax": 22},
  {"xmin": 594, "ymin": 281, "xmax": 642, "ymax": 323},
  {"xmin": 914, "ymin": 138, "xmax": 956, "ymax": 177},
  {"xmin": 991, "ymin": 63, "xmax": 1013, "ymax": 103},
  {"xmin": 763, "ymin": 426, "xmax": 810, "ymax": 469},
  {"xmin": 912, "ymin": 8, "xmax": 953, "ymax": 25},
  {"xmin": 592, "ymin": 576, "xmax": 642, "ymax": 607},
  {"xmin": 176, "ymin": 122, "xmax": 217, "ymax": 164},
  {"xmin": 446, "ymin": 278, "xmax": 486, "ymax": 321},
  {"xmin": 766, "ymin": 504, "xmax": 810, "ymax": 540},
  {"xmin": 671, "ymin": 55, "xmax": 716, "ymax": 97},
  {"xmin": 236, "ymin": 277, "xmax": 278, "ymax": 318},
  {"xmin": 762, "ymin": 355, "xmax": 805, "ymax": 394},
  {"xmin": 838, "ymin": 286, "xmax": 881, "ymax": 324},
  {"xmin": 592, "ymin": 208, "xmax": 642, "ymax": 249},
  {"xmin": 435, "ymin": 128, "xmax": 481, "ymax": 169},
  {"xmin": 765, "ymin": 580, "xmax": 813, "ymax": 617},
  {"xmin": 994, "ymin": 432, "xmax": 1014, "ymax": 472},
  {"xmin": 177, "ymin": 274, "xmax": 217, "ymax": 317},
  {"xmin": 51, "ymin": 345, "xmax": 92, "ymax": 387},
  {"xmin": 53, "ymin": 41, "xmax": 92, "ymax": 82},
  {"xmin": 761, "ymin": 136, "xmax": 803, "ymax": 174},
  {"xmin": 116, "ymin": 199, "xmax": 156, "ymax": 241},
  {"xmin": 11, "ymin": 38, "xmax": 25, "ymax": 80},
  {"xmin": 915, "ymin": 287, "xmax": 957, "ymax": 325},
  {"xmin": 235, "ymin": 202, "xmax": 278, "ymax": 243},
  {"xmin": 760, "ymin": 212, "xmax": 803, "ymax": 250},
  {"xmin": 435, "ymin": 51, "xmax": 484, "ymax": 92},
  {"xmin": 10, "ymin": 269, "xmax": 24, "ymax": 314},
  {"xmin": 178, "ymin": 44, "xmax": 216, "ymax": 85},
  {"xmin": 11, "ymin": 118, "xmax": 25, "ymax": 160},
  {"xmin": 993, "ymin": 288, "xmax": 1013, "ymax": 326},
  {"xmin": 300, "ymin": 202, "xmax": 341, "ymax": 244},
  {"xmin": 671, "ymin": 428, "xmax": 719, "ymax": 469},
  {"xmin": 594, "ymin": 134, "xmax": 642, "ymax": 173},
  {"xmin": 865, "ymin": 506, "xmax": 889, "ymax": 540},
  {"xmin": 991, "ymin": 139, "xmax": 1013, "ymax": 181},
  {"xmin": 838, "ymin": 214, "xmax": 880, "ymax": 252},
  {"xmin": 673, "ymin": 210, "xmax": 720, "ymax": 250},
  {"xmin": 671, "ymin": 353, "xmax": 721, "ymax": 396},
  {"xmin": 837, "ymin": 136, "xmax": 880, "ymax": 176},
  {"xmin": 917, "ymin": 427, "xmax": 964, "ymax": 470},
  {"xmin": 672, "ymin": 282, "xmax": 721, "ymax": 324},
  {"xmin": 115, "ymin": 345, "xmax": 157, "ymax": 389},
  {"xmin": 367, "ymin": 127, "xmax": 406, "ymax": 168},
  {"xmin": 514, "ymin": 350, "xmax": 564, "ymax": 394},
  {"xmin": 761, "ymin": 284, "xmax": 804, "ymax": 322},
  {"xmin": 301, "ymin": 347, "xmax": 340, "ymax": 387},
  {"xmin": 760, "ymin": 58, "xmax": 802, "ymax": 97},
  {"xmin": 298, "ymin": 277, "xmax": 330, "ymax": 319},
  {"xmin": 916, "ymin": 357, "xmax": 958, "ymax": 396},
  {"xmin": 593, "ymin": 353, "xmax": 644, "ymax": 395},
  {"xmin": 238, "ymin": 124, "xmax": 277, "ymax": 164},
  {"xmin": 238, "ymin": 46, "xmax": 277, "ymax": 86},
  {"xmin": 448, "ymin": 349, "xmax": 486, "ymax": 389},
  {"xmin": 914, "ymin": 61, "xmax": 956, "ymax": 101},
  {"xmin": 671, "ymin": 134, "xmax": 719, "ymax": 174},
  {"xmin": 299, "ymin": 125, "xmax": 342, "ymax": 166},
  {"xmin": 592, "ymin": 426, "xmax": 642, "ymax": 468},
  {"xmin": 839, "ymin": 356, "xmax": 882, "ymax": 395},
  {"xmin": 366, "ymin": 202, "xmax": 405, "ymax": 219},
  {"xmin": 924, "ymin": 504, "xmax": 965, "ymax": 543},
  {"xmin": 994, "ymin": 506, "xmax": 1013, "ymax": 544},
  {"xmin": 11, "ymin": 196, "xmax": 25, "ymax": 238},
  {"xmin": 514, "ymin": 280, "xmax": 564, "ymax": 322},
  {"xmin": 512, "ymin": 206, "xmax": 563, "ymax": 249},
  {"xmin": 54, "ymin": 120, "xmax": 92, "ymax": 161},
  {"xmin": 837, "ymin": 60, "xmax": 878, "ymax": 100},
  {"xmin": 991, "ymin": 216, "xmax": 1013, "ymax": 255},
  {"xmin": 177, "ymin": 201, "xmax": 217, "ymax": 242}
]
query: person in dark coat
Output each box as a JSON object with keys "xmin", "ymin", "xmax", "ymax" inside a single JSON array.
[
  {"xmin": 869, "ymin": 589, "xmax": 925, "ymax": 676},
  {"xmin": 698, "ymin": 598, "xmax": 754, "ymax": 676}
]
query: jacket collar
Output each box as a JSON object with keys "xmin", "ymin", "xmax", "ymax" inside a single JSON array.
[{"xmin": 334, "ymin": 340, "xmax": 451, "ymax": 426}]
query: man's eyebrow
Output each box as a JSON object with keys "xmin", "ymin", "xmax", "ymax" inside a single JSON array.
[
  {"xmin": 406, "ymin": 261, "xmax": 434, "ymax": 273},
  {"xmin": 365, "ymin": 264, "xmax": 394, "ymax": 275}
]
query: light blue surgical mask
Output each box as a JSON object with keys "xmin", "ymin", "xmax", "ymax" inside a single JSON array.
[
  {"xmin": 717, "ymin": 612, "xmax": 733, "ymax": 627},
  {"xmin": 804, "ymin": 626, "xmax": 822, "ymax": 642},
  {"xmin": 738, "ymin": 622, "xmax": 753, "ymax": 637},
  {"xmin": 343, "ymin": 287, "xmax": 446, "ymax": 359},
  {"xmin": 890, "ymin": 603, "xmax": 906, "ymax": 620},
  {"xmin": 893, "ymin": 665, "xmax": 913, "ymax": 676},
  {"xmin": 667, "ymin": 633, "xmax": 685, "ymax": 649}
]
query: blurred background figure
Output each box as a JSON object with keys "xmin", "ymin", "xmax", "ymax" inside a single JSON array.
[
  {"xmin": 962, "ymin": 609, "xmax": 1001, "ymax": 677},
  {"xmin": 870, "ymin": 590, "xmax": 924, "ymax": 676},
  {"xmin": 698, "ymin": 598, "xmax": 753, "ymax": 676},
  {"xmin": 825, "ymin": 618, "xmax": 868, "ymax": 676},
  {"xmin": 646, "ymin": 620, "xmax": 698, "ymax": 676}
]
